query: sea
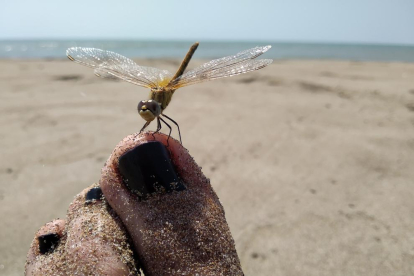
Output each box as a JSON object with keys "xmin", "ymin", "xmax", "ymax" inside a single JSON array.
[{"xmin": 1, "ymin": 40, "xmax": 413, "ymax": 62}]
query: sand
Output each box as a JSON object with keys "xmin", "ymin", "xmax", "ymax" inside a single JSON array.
[{"xmin": 1, "ymin": 57, "xmax": 414, "ymax": 276}]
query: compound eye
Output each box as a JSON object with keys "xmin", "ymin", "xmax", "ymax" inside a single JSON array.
[
  {"xmin": 146, "ymin": 101, "xmax": 159, "ymax": 113},
  {"xmin": 138, "ymin": 100, "xmax": 160, "ymax": 115}
]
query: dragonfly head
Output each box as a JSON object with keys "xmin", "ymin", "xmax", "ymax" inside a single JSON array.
[{"xmin": 137, "ymin": 100, "xmax": 161, "ymax": 122}]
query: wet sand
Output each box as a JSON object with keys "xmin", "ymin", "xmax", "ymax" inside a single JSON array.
[{"xmin": 1, "ymin": 58, "xmax": 414, "ymax": 275}]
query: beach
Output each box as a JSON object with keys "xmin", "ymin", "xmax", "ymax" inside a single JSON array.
[{"xmin": 1, "ymin": 58, "xmax": 414, "ymax": 275}]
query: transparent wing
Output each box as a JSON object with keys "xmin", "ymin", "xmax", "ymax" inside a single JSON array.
[
  {"xmin": 66, "ymin": 47, "xmax": 173, "ymax": 88},
  {"xmin": 168, "ymin": 45, "xmax": 272, "ymax": 89}
]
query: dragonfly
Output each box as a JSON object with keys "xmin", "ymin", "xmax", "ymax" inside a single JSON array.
[{"xmin": 66, "ymin": 42, "xmax": 272, "ymax": 144}]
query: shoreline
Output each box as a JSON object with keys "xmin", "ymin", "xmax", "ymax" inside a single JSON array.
[{"xmin": 1, "ymin": 57, "xmax": 414, "ymax": 63}]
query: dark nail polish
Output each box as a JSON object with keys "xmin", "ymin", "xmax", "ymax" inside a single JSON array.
[
  {"xmin": 118, "ymin": 141, "xmax": 185, "ymax": 198},
  {"xmin": 38, "ymin": 233, "xmax": 60, "ymax": 254},
  {"xmin": 85, "ymin": 187, "xmax": 103, "ymax": 203}
]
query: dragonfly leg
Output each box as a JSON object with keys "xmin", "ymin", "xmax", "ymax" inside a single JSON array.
[
  {"xmin": 162, "ymin": 114, "xmax": 182, "ymax": 144},
  {"xmin": 152, "ymin": 117, "xmax": 162, "ymax": 140},
  {"xmin": 154, "ymin": 117, "xmax": 162, "ymax": 134},
  {"xmin": 159, "ymin": 117, "xmax": 172, "ymax": 146},
  {"xmin": 139, "ymin": 121, "xmax": 151, "ymax": 133}
]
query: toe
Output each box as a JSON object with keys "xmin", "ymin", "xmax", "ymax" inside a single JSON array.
[
  {"xmin": 100, "ymin": 132, "xmax": 243, "ymax": 275},
  {"xmin": 25, "ymin": 219, "xmax": 66, "ymax": 276},
  {"xmin": 65, "ymin": 184, "xmax": 139, "ymax": 275}
]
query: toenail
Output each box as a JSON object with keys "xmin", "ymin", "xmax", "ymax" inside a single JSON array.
[
  {"xmin": 118, "ymin": 141, "xmax": 186, "ymax": 199},
  {"xmin": 38, "ymin": 233, "xmax": 60, "ymax": 254},
  {"xmin": 85, "ymin": 186, "xmax": 103, "ymax": 203}
]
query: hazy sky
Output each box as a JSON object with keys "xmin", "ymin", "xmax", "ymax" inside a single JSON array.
[{"xmin": 1, "ymin": 0, "xmax": 413, "ymax": 45}]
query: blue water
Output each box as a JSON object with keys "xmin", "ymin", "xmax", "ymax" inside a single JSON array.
[{"xmin": 1, "ymin": 40, "xmax": 413, "ymax": 62}]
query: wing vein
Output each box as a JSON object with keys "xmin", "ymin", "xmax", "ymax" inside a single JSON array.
[
  {"xmin": 169, "ymin": 45, "xmax": 272, "ymax": 89},
  {"xmin": 66, "ymin": 47, "xmax": 173, "ymax": 88}
]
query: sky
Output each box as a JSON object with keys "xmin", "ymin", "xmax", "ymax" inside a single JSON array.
[{"xmin": 1, "ymin": 0, "xmax": 414, "ymax": 45}]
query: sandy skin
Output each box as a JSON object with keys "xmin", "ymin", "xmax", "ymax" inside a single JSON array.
[
  {"xmin": 25, "ymin": 184, "xmax": 138, "ymax": 276},
  {"xmin": 25, "ymin": 133, "xmax": 244, "ymax": 275}
]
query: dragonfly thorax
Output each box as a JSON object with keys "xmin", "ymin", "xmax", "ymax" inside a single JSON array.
[
  {"xmin": 137, "ymin": 100, "xmax": 161, "ymax": 122},
  {"xmin": 150, "ymin": 88, "xmax": 174, "ymax": 111}
]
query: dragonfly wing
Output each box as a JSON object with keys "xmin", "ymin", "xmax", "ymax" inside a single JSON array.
[
  {"xmin": 66, "ymin": 47, "xmax": 173, "ymax": 88},
  {"xmin": 94, "ymin": 66, "xmax": 173, "ymax": 88},
  {"xmin": 169, "ymin": 45, "xmax": 272, "ymax": 89}
]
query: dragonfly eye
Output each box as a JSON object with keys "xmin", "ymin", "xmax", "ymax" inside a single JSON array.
[{"xmin": 138, "ymin": 100, "xmax": 161, "ymax": 121}]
